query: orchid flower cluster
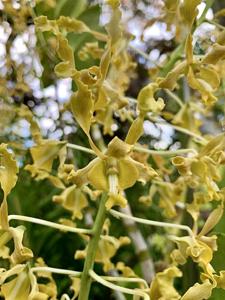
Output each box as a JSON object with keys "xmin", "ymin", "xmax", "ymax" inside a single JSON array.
[{"xmin": 1, "ymin": 0, "xmax": 225, "ymax": 299}]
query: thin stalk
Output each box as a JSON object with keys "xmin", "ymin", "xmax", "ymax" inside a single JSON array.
[
  {"xmin": 66, "ymin": 143, "xmax": 197, "ymax": 157},
  {"xmin": 102, "ymin": 276, "xmax": 148, "ymax": 289},
  {"xmin": 91, "ymin": 30, "xmax": 108, "ymax": 42},
  {"xmin": 78, "ymin": 192, "xmax": 108, "ymax": 300},
  {"xmin": 8, "ymin": 215, "xmax": 92, "ymax": 235},
  {"xmin": 67, "ymin": 143, "xmax": 96, "ymax": 155},
  {"xmin": 165, "ymin": 125, "xmax": 207, "ymax": 144},
  {"xmin": 148, "ymin": 115, "xmax": 208, "ymax": 144},
  {"xmin": 129, "ymin": 44, "xmax": 160, "ymax": 67},
  {"xmin": 31, "ymin": 267, "xmax": 81, "ymax": 277},
  {"xmin": 109, "ymin": 209, "xmax": 194, "ymax": 238},
  {"xmin": 119, "ymin": 204, "xmax": 155, "ymax": 283},
  {"xmin": 206, "ymin": 19, "xmax": 225, "ymax": 30},
  {"xmin": 164, "ymin": 89, "xmax": 184, "ymax": 108},
  {"xmin": 159, "ymin": 43, "xmax": 184, "ymax": 77},
  {"xmin": 107, "ymin": 270, "xmax": 126, "ymax": 300},
  {"xmin": 120, "ymin": 100, "xmax": 207, "ymax": 144},
  {"xmin": 133, "ymin": 146, "xmax": 197, "ymax": 156},
  {"xmin": 89, "ymin": 270, "xmax": 150, "ymax": 300}
]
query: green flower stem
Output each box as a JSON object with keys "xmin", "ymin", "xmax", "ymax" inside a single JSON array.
[
  {"xmin": 109, "ymin": 209, "xmax": 194, "ymax": 238},
  {"xmin": 119, "ymin": 205, "xmax": 155, "ymax": 283},
  {"xmin": 129, "ymin": 44, "xmax": 161, "ymax": 67},
  {"xmin": 164, "ymin": 89, "xmax": 184, "ymax": 107},
  {"xmin": 78, "ymin": 192, "xmax": 108, "ymax": 300},
  {"xmin": 8, "ymin": 215, "xmax": 92, "ymax": 235},
  {"xmin": 159, "ymin": 43, "xmax": 184, "ymax": 77},
  {"xmin": 31, "ymin": 267, "xmax": 81, "ymax": 277},
  {"xmin": 89, "ymin": 270, "xmax": 150, "ymax": 300},
  {"xmin": 133, "ymin": 146, "xmax": 197, "ymax": 156},
  {"xmin": 160, "ymin": 124, "xmax": 206, "ymax": 145},
  {"xmin": 90, "ymin": 30, "xmax": 108, "ymax": 42},
  {"xmin": 67, "ymin": 143, "xmax": 96, "ymax": 155},
  {"xmin": 66, "ymin": 143, "xmax": 197, "ymax": 156},
  {"xmin": 206, "ymin": 19, "xmax": 225, "ymax": 30},
  {"xmin": 101, "ymin": 276, "xmax": 149, "ymax": 289},
  {"xmin": 121, "ymin": 101, "xmax": 207, "ymax": 143},
  {"xmin": 148, "ymin": 115, "xmax": 208, "ymax": 144}
]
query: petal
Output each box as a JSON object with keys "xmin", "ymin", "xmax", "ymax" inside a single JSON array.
[
  {"xmin": 172, "ymin": 156, "xmax": 191, "ymax": 176},
  {"xmin": 157, "ymin": 61, "xmax": 187, "ymax": 90},
  {"xmin": 54, "ymin": 34, "xmax": 76, "ymax": 77},
  {"xmin": 118, "ymin": 158, "xmax": 139, "ymax": 189},
  {"xmin": 125, "ymin": 116, "xmax": 144, "ymax": 145},
  {"xmin": 149, "ymin": 266, "xmax": 182, "ymax": 300},
  {"xmin": 26, "ymin": 141, "xmax": 66, "ymax": 174},
  {"xmin": 202, "ymin": 43, "xmax": 225, "ymax": 64},
  {"xmin": 185, "ymin": 34, "xmax": 193, "ymax": 64},
  {"xmin": 106, "ymin": 2, "xmax": 122, "ymax": 46},
  {"xmin": 53, "ymin": 185, "xmax": 88, "ymax": 220},
  {"xmin": 179, "ymin": 0, "xmax": 201, "ymax": 28},
  {"xmin": 0, "ymin": 144, "xmax": 18, "ymax": 198},
  {"xmin": 34, "ymin": 16, "xmax": 58, "ymax": 34},
  {"xmin": 137, "ymin": 83, "xmax": 165, "ymax": 114},
  {"xmin": 187, "ymin": 68, "xmax": 217, "ymax": 106},
  {"xmin": 68, "ymin": 157, "xmax": 100, "ymax": 187},
  {"xmin": 0, "ymin": 144, "xmax": 18, "ymax": 229},
  {"xmin": 9, "ymin": 226, "xmax": 33, "ymax": 264},
  {"xmin": 198, "ymin": 205, "xmax": 224, "ymax": 237},
  {"xmin": 198, "ymin": 66, "xmax": 220, "ymax": 90},
  {"xmin": 181, "ymin": 280, "xmax": 213, "ymax": 300},
  {"xmin": 17, "ymin": 105, "xmax": 42, "ymax": 144},
  {"xmin": 70, "ymin": 81, "xmax": 93, "ymax": 135},
  {"xmin": 105, "ymin": 192, "xmax": 127, "ymax": 209},
  {"xmin": 199, "ymin": 133, "xmax": 225, "ymax": 158},
  {"xmin": 95, "ymin": 236, "xmax": 130, "ymax": 272},
  {"xmin": 57, "ymin": 16, "xmax": 90, "ymax": 33},
  {"xmin": 214, "ymin": 271, "xmax": 225, "ymax": 289},
  {"xmin": 70, "ymin": 277, "xmax": 81, "ymax": 299},
  {"xmin": 88, "ymin": 160, "xmax": 108, "ymax": 190},
  {"xmin": 1, "ymin": 269, "xmax": 31, "ymax": 300},
  {"xmin": 130, "ymin": 158, "xmax": 158, "ymax": 184}
]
